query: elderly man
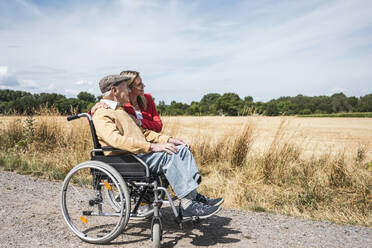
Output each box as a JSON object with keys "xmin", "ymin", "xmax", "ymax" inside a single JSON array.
[{"xmin": 92, "ymin": 75, "xmax": 223, "ymax": 218}]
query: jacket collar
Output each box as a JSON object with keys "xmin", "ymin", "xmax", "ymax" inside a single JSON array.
[{"xmin": 100, "ymin": 99, "xmax": 119, "ymax": 110}]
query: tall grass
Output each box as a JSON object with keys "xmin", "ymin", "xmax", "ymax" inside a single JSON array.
[
  {"xmin": 0, "ymin": 107, "xmax": 91, "ymax": 178},
  {"xmin": 0, "ymin": 111, "xmax": 371, "ymax": 226}
]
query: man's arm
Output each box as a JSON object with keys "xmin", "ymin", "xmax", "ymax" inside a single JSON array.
[
  {"xmin": 142, "ymin": 128, "xmax": 170, "ymax": 144},
  {"xmin": 93, "ymin": 111, "xmax": 151, "ymax": 154},
  {"xmin": 142, "ymin": 130, "xmax": 190, "ymax": 154}
]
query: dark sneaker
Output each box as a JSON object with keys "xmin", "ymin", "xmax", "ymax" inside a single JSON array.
[
  {"xmin": 182, "ymin": 200, "xmax": 221, "ymax": 219},
  {"xmin": 196, "ymin": 193, "xmax": 224, "ymax": 207}
]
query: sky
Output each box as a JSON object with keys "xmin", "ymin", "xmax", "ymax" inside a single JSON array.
[{"xmin": 1, "ymin": 0, "xmax": 372, "ymax": 103}]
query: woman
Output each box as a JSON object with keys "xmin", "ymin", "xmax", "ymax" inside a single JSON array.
[
  {"xmin": 90, "ymin": 70, "xmax": 163, "ymax": 132},
  {"xmin": 120, "ymin": 70, "xmax": 162, "ymax": 132}
]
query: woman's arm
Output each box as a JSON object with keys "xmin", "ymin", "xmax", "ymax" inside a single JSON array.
[{"xmin": 141, "ymin": 94, "xmax": 163, "ymax": 132}]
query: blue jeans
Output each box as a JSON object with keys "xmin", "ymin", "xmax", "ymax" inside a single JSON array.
[{"xmin": 137, "ymin": 145, "xmax": 201, "ymax": 198}]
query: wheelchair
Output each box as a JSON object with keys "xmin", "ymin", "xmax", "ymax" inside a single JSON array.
[{"xmin": 60, "ymin": 113, "xmax": 199, "ymax": 248}]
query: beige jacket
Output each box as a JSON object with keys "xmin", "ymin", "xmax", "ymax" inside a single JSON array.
[{"xmin": 92, "ymin": 106, "xmax": 170, "ymax": 155}]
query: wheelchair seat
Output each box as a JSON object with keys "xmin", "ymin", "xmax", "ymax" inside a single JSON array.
[{"xmin": 92, "ymin": 154, "xmax": 147, "ymax": 180}]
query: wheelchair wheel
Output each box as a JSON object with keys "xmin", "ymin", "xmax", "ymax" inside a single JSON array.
[
  {"xmin": 61, "ymin": 161, "xmax": 130, "ymax": 244},
  {"xmin": 152, "ymin": 222, "xmax": 161, "ymax": 248}
]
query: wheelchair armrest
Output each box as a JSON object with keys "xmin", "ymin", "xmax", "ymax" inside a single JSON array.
[
  {"xmin": 102, "ymin": 146, "xmax": 122, "ymax": 152},
  {"xmin": 90, "ymin": 147, "xmax": 124, "ymax": 157}
]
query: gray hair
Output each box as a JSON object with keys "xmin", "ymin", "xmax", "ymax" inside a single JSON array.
[{"xmin": 102, "ymin": 90, "xmax": 111, "ymax": 97}]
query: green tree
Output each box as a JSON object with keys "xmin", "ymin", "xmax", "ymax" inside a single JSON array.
[
  {"xmin": 199, "ymin": 93, "xmax": 221, "ymax": 115},
  {"xmin": 347, "ymin": 96, "xmax": 358, "ymax": 109},
  {"xmin": 330, "ymin": 92, "xmax": 348, "ymax": 113},
  {"xmin": 0, "ymin": 101, "xmax": 12, "ymax": 113},
  {"xmin": 215, "ymin": 93, "xmax": 244, "ymax": 116},
  {"xmin": 357, "ymin": 94, "xmax": 372, "ymax": 112},
  {"xmin": 36, "ymin": 93, "xmax": 66, "ymax": 107},
  {"xmin": 239, "ymin": 96, "xmax": 254, "ymax": 115},
  {"xmin": 265, "ymin": 101, "xmax": 279, "ymax": 116},
  {"xmin": 186, "ymin": 102, "xmax": 201, "ymax": 115},
  {"xmin": 277, "ymin": 101, "xmax": 295, "ymax": 115},
  {"xmin": 55, "ymin": 98, "xmax": 86, "ymax": 114},
  {"xmin": 164, "ymin": 101, "xmax": 189, "ymax": 115},
  {"xmin": 77, "ymin": 92, "xmax": 96, "ymax": 102},
  {"xmin": 13, "ymin": 95, "xmax": 37, "ymax": 114},
  {"xmin": 157, "ymin": 100, "xmax": 167, "ymax": 115}
]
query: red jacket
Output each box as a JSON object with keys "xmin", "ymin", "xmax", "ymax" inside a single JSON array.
[{"xmin": 124, "ymin": 93, "xmax": 163, "ymax": 133}]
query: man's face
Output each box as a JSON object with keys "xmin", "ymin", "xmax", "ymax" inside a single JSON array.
[{"xmin": 115, "ymin": 81, "xmax": 131, "ymax": 105}]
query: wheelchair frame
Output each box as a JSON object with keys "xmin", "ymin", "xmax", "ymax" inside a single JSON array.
[{"xmin": 60, "ymin": 113, "xmax": 197, "ymax": 248}]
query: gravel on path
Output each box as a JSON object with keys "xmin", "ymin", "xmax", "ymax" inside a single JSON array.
[{"xmin": 0, "ymin": 171, "xmax": 371, "ymax": 248}]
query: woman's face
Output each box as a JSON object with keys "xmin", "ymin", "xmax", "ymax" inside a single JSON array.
[{"xmin": 130, "ymin": 76, "xmax": 145, "ymax": 97}]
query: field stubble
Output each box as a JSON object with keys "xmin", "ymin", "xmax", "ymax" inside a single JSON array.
[{"xmin": 0, "ymin": 111, "xmax": 371, "ymax": 227}]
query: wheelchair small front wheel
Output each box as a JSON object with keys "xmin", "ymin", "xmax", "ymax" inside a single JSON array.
[
  {"xmin": 60, "ymin": 161, "xmax": 130, "ymax": 244},
  {"xmin": 152, "ymin": 222, "xmax": 161, "ymax": 248}
]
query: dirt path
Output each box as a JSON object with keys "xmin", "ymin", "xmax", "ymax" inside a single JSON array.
[{"xmin": 0, "ymin": 171, "xmax": 371, "ymax": 248}]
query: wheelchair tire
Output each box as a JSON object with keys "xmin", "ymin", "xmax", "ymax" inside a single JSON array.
[
  {"xmin": 61, "ymin": 161, "xmax": 130, "ymax": 244},
  {"xmin": 152, "ymin": 222, "xmax": 161, "ymax": 248}
]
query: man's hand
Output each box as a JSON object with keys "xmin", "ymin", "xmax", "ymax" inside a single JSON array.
[
  {"xmin": 150, "ymin": 143, "xmax": 179, "ymax": 154},
  {"xmin": 91, "ymin": 102, "xmax": 109, "ymax": 114},
  {"xmin": 168, "ymin": 138, "xmax": 191, "ymax": 149}
]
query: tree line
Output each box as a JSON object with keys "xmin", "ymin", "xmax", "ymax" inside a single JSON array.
[
  {"xmin": 0, "ymin": 89, "xmax": 371, "ymax": 116},
  {"xmin": 157, "ymin": 92, "xmax": 372, "ymax": 116},
  {"xmin": 0, "ymin": 90, "xmax": 96, "ymax": 115}
]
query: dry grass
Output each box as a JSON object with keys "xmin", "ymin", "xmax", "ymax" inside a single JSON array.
[{"xmin": 0, "ymin": 112, "xmax": 371, "ymax": 226}]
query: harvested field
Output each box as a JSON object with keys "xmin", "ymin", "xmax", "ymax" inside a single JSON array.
[{"xmin": 161, "ymin": 116, "xmax": 372, "ymax": 160}]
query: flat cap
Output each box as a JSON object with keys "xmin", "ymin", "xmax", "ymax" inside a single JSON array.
[{"xmin": 99, "ymin": 75, "xmax": 130, "ymax": 93}]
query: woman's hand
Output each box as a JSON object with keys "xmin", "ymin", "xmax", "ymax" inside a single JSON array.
[
  {"xmin": 91, "ymin": 102, "xmax": 109, "ymax": 114},
  {"xmin": 168, "ymin": 138, "xmax": 191, "ymax": 149}
]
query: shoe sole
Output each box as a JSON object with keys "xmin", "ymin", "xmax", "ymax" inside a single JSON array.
[
  {"xmin": 213, "ymin": 198, "xmax": 224, "ymax": 207},
  {"xmin": 194, "ymin": 205, "xmax": 222, "ymax": 219}
]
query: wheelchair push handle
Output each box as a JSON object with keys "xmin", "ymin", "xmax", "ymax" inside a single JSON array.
[
  {"xmin": 67, "ymin": 115, "xmax": 80, "ymax": 121},
  {"xmin": 67, "ymin": 113, "xmax": 92, "ymax": 121}
]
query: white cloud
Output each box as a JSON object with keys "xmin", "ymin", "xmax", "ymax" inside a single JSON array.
[
  {"xmin": 0, "ymin": 66, "xmax": 8, "ymax": 77},
  {"xmin": 331, "ymin": 88, "xmax": 347, "ymax": 94},
  {"xmin": 20, "ymin": 79, "xmax": 38, "ymax": 90},
  {"xmin": 75, "ymin": 80, "xmax": 93, "ymax": 86},
  {"xmin": 64, "ymin": 88, "xmax": 81, "ymax": 96},
  {"xmin": 0, "ymin": 66, "xmax": 21, "ymax": 87}
]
